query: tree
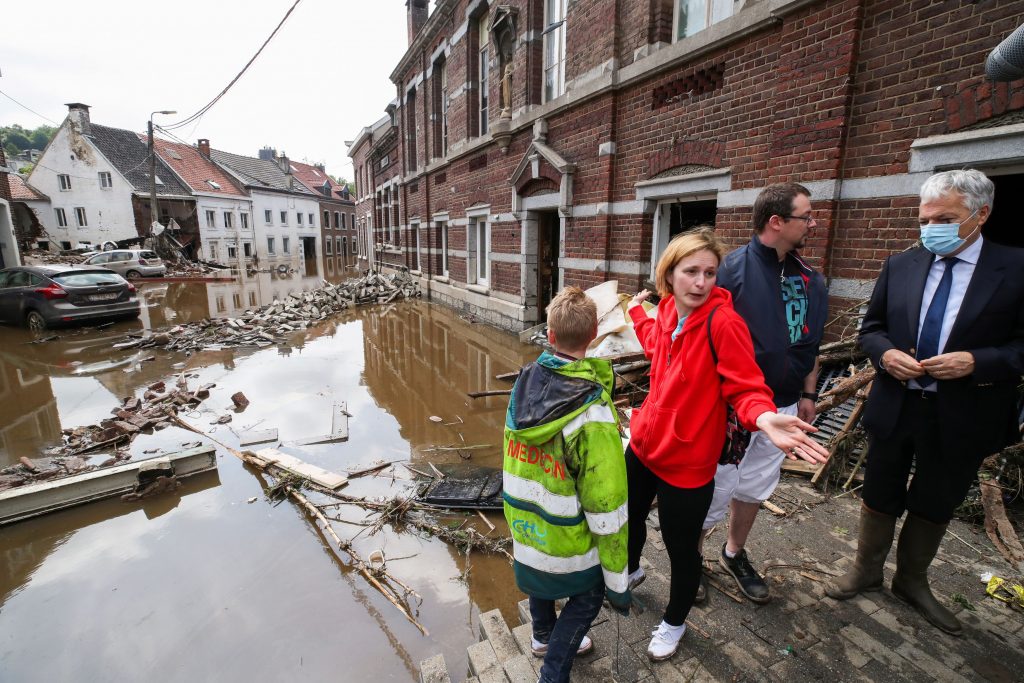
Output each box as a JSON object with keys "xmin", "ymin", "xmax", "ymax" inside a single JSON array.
[{"xmin": 0, "ymin": 124, "xmax": 56, "ymax": 153}]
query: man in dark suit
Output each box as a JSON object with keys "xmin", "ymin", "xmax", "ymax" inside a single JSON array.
[{"xmin": 826, "ymin": 169, "xmax": 1024, "ymax": 635}]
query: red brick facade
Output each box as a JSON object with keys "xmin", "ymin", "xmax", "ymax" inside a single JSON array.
[{"xmin": 348, "ymin": 0, "xmax": 1024, "ymax": 332}]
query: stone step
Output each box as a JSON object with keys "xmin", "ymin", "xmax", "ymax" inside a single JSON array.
[{"xmin": 418, "ymin": 654, "xmax": 451, "ymax": 683}]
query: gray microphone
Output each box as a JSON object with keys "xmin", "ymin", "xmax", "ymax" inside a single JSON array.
[{"xmin": 986, "ymin": 23, "xmax": 1024, "ymax": 82}]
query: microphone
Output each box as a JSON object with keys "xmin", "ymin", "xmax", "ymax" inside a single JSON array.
[{"xmin": 986, "ymin": 23, "xmax": 1024, "ymax": 82}]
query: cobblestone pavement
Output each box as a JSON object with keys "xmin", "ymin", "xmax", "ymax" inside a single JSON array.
[{"xmin": 424, "ymin": 477, "xmax": 1024, "ymax": 683}]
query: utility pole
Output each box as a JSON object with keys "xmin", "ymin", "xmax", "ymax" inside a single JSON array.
[{"xmin": 148, "ymin": 111, "xmax": 176, "ymax": 237}]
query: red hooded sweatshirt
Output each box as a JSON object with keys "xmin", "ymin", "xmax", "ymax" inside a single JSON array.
[{"xmin": 628, "ymin": 287, "xmax": 776, "ymax": 488}]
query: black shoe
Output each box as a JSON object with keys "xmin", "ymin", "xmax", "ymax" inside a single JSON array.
[{"xmin": 719, "ymin": 544, "xmax": 770, "ymax": 604}]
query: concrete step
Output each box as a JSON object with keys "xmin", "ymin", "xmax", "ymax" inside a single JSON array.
[{"xmin": 418, "ymin": 654, "xmax": 451, "ymax": 683}]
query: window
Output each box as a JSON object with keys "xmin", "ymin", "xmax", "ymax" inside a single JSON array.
[
  {"xmin": 297, "ymin": 212, "xmax": 303, "ymax": 226},
  {"xmin": 324, "ymin": 210, "xmax": 330, "ymax": 228},
  {"xmin": 228, "ymin": 244, "xmax": 238, "ymax": 259},
  {"xmin": 281, "ymin": 211, "xmax": 288, "ymax": 225},
  {"xmin": 282, "ymin": 237, "xmax": 290, "ymax": 254},
  {"xmin": 209, "ymin": 241, "xmax": 219, "ymax": 261},
  {"xmin": 434, "ymin": 58, "xmax": 449, "ymax": 157},
  {"xmin": 309, "ymin": 213, "xmax": 315, "ymax": 226},
  {"xmin": 267, "ymin": 237, "xmax": 275, "ymax": 255},
  {"xmin": 544, "ymin": 0, "xmax": 567, "ymax": 102},
  {"xmin": 58, "ymin": 174, "xmax": 71, "ymax": 191},
  {"xmin": 61, "ymin": 241, "xmax": 71, "ymax": 250},
  {"xmin": 249, "ymin": 291, "xmax": 257, "ymax": 307},
  {"xmin": 243, "ymin": 242, "xmax": 252, "ymax": 257},
  {"xmin": 469, "ymin": 217, "xmax": 490, "ymax": 286},
  {"xmin": 406, "ymin": 88, "xmax": 418, "ymax": 171},
  {"xmin": 74, "ymin": 207, "xmax": 88, "ymax": 227},
  {"xmin": 216, "ymin": 296, "xmax": 226, "ymax": 313},
  {"xmin": 478, "ymin": 15, "xmax": 490, "ymax": 134},
  {"xmin": 352, "ymin": 234, "xmax": 358, "ymax": 255},
  {"xmin": 233, "ymin": 293, "xmax": 242, "ymax": 309},
  {"xmin": 206, "ymin": 180, "xmax": 221, "ymax": 190},
  {"xmin": 265, "ymin": 209, "xmax": 273, "ymax": 225},
  {"xmin": 224, "ymin": 211, "xmax": 233, "ymax": 229},
  {"xmin": 240, "ymin": 213, "xmax": 249, "ymax": 230},
  {"xmin": 206, "ymin": 210, "xmax": 216, "ymax": 228},
  {"xmin": 341, "ymin": 213, "xmax": 347, "ymax": 229},
  {"xmin": 326, "ymin": 238, "xmax": 333, "ymax": 255},
  {"xmin": 55, "ymin": 208, "xmax": 67, "ymax": 228},
  {"xmin": 334, "ymin": 211, "xmax": 341, "ymax": 229},
  {"xmin": 440, "ymin": 222, "xmax": 449, "ymax": 277},
  {"xmin": 338, "ymin": 237, "xmax": 344, "ymax": 255},
  {"xmin": 98, "ymin": 172, "xmax": 112, "ymax": 189},
  {"xmin": 674, "ymin": 0, "xmax": 733, "ymax": 40},
  {"xmin": 414, "ymin": 223, "xmax": 422, "ymax": 271}
]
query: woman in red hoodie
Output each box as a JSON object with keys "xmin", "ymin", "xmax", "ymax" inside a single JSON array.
[{"xmin": 625, "ymin": 228, "xmax": 828, "ymax": 661}]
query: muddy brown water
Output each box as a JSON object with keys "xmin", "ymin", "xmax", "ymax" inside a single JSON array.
[{"xmin": 0, "ymin": 272, "xmax": 537, "ymax": 682}]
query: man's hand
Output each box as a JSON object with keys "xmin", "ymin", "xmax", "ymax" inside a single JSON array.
[
  {"xmin": 797, "ymin": 398, "xmax": 816, "ymax": 424},
  {"xmin": 628, "ymin": 289, "xmax": 651, "ymax": 311},
  {"xmin": 881, "ymin": 349, "xmax": 926, "ymax": 380},
  {"xmin": 755, "ymin": 412, "xmax": 830, "ymax": 464},
  {"xmin": 920, "ymin": 351, "xmax": 975, "ymax": 380}
]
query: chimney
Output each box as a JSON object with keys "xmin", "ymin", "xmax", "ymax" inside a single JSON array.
[
  {"xmin": 197, "ymin": 139, "xmax": 211, "ymax": 158},
  {"xmin": 314, "ymin": 162, "xmax": 326, "ymax": 173},
  {"xmin": 65, "ymin": 102, "xmax": 91, "ymax": 134},
  {"xmin": 276, "ymin": 152, "xmax": 290, "ymax": 174},
  {"xmin": 407, "ymin": 0, "xmax": 428, "ymax": 45},
  {"xmin": 258, "ymin": 146, "xmax": 277, "ymax": 161}
]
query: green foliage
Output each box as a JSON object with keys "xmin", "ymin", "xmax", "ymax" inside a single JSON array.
[{"xmin": 0, "ymin": 124, "xmax": 56, "ymax": 154}]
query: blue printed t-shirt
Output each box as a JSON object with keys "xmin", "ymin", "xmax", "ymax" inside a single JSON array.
[{"xmin": 781, "ymin": 260, "xmax": 810, "ymax": 344}]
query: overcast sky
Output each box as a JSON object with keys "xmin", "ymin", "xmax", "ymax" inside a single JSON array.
[{"xmin": 0, "ymin": 0, "xmax": 412, "ymax": 182}]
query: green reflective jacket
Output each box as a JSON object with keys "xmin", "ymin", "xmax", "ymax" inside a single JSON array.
[{"xmin": 503, "ymin": 351, "xmax": 629, "ymax": 603}]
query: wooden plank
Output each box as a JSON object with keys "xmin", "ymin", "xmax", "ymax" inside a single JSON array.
[
  {"xmin": 331, "ymin": 402, "xmax": 349, "ymax": 441},
  {"xmin": 239, "ymin": 428, "xmax": 279, "ymax": 446},
  {"xmin": 0, "ymin": 446, "xmax": 217, "ymax": 526},
  {"xmin": 254, "ymin": 448, "xmax": 348, "ymax": 490}
]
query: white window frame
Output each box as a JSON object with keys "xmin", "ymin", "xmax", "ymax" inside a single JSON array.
[
  {"xmin": 297, "ymin": 212, "xmax": 304, "ymax": 226},
  {"xmin": 205, "ymin": 210, "xmax": 216, "ymax": 228},
  {"xmin": 227, "ymin": 244, "xmax": 238, "ymax": 259},
  {"xmin": 479, "ymin": 14, "xmax": 490, "ymax": 135},
  {"xmin": 265, "ymin": 209, "xmax": 273, "ymax": 225},
  {"xmin": 543, "ymin": 0, "xmax": 567, "ymax": 103},
  {"xmin": 468, "ymin": 214, "xmax": 490, "ymax": 288},
  {"xmin": 308, "ymin": 212, "xmax": 315, "ymax": 227},
  {"xmin": 98, "ymin": 171, "xmax": 112, "ymax": 189},
  {"xmin": 412, "ymin": 221, "xmax": 422, "ymax": 272},
  {"xmin": 439, "ymin": 58, "xmax": 449, "ymax": 155},
  {"xmin": 441, "ymin": 222, "xmax": 449, "ymax": 277},
  {"xmin": 325, "ymin": 237, "xmax": 333, "ymax": 255},
  {"xmin": 283, "ymin": 237, "xmax": 290, "ymax": 254},
  {"xmin": 74, "ymin": 207, "xmax": 88, "ymax": 228},
  {"xmin": 243, "ymin": 242, "xmax": 253, "ymax": 258},
  {"xmin": 673, "ymin": 0, "xmax": 734, "ymax": 41},
  {"xmin": 324, "ymin": 210, "xmax": 331, "ymax": 228},
  {"xmin": 224, "ymin": 211, "xmax": 233, "ymax": 229},
  {"xmin": 334, "ymin": 211, "xmax": 341, "ymax": 229},
  {"xmin": 58, "ymin": 174, "xmax": 71, "ymax": 191},
  {"xmin": 54, "ymin": 208, "xmax": 67, "ymax": 228},
  {"xmin": 280, "ymin": 210, "xmax": 288, "ymax": 225},
  {"xmin": 240, "ymin": 212, "xmax": 249, "ymax": 230},
  {"xmin": 267, "ymin": 236, "xmax": 275, "ymax": 255},
  {"xmin": 209, "ymin": 241, "xmax": 219, "ymax": 261}
]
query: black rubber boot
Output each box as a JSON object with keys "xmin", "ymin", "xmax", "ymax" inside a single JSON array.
[
  {"xmin": 891, "ymin": 514, "xmax": 962, "ymax": 636},
  {"xmin": 826, "ymin": 505, "xmax": 897, "ymax": 600}
]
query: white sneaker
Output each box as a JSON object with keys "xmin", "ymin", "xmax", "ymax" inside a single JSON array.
[
  {"xmin": 646, "ymin": 621, "xmax": 686, "ymax": 661},
  {"xmin": 530, "ymin": 634, "xmax": 593, "ymax": 658},
  {"xmin": 628, "ymin": 567, "xmax": 646, "ymax": 591}
]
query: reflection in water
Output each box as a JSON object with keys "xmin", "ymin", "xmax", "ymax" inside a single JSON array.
[{"xmin": 0, "ymin": 291, "xmax": 540, "ymax": 682}]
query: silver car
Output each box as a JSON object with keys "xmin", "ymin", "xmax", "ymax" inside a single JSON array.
[{"xmin": 83, "ymin": 249, "xmax": 166, "ymax": 279}]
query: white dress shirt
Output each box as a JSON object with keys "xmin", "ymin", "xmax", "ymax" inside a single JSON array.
[{"xmin": 908, "ymin": 236, "xmax": 983, "ymax": 391}]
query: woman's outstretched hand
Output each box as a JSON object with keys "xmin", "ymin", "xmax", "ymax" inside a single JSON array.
[
  {"xmin": 754, "ymin": 412, "xmax": 830, "ymax": 464},
  {"xmin": 628, "ymin": 289, "xmax": 651, "ymax": 310}
]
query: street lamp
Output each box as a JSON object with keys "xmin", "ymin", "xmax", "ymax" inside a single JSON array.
[{"xmin": 148, "ymin": 110, "xmax": 176, "ymax": 237}]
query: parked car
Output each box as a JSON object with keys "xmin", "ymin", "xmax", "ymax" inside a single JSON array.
[
  {"xmin": 0, "ymin": 266, "xmax": 140, "ymax": 331},
  {"xmin": 82, "ymin": 249, "xmax": 166, "ymax": 279}
]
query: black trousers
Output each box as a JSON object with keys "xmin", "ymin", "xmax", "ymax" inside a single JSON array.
[
  {"xmin": 862, "ymin": 391, "xmax": 989, "ymax": 524},
  {"xmin": 626, "ymin": 446, "xmax": 714, "ymax": 627}
]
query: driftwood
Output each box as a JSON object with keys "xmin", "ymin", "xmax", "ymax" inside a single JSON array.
[
  {"xmin": 980, "ymin": 480, "xmax": 1024, "ymax": 570},
  {"xmin": 467, "ymin": 389, "xmax": 513, "ymax": 399},
  {"xmin": 814, "ymin": 366, "xmax": 876, "ymax": 413},
  {"xmin": 813, "ymin": 382, "xmax": 871, "ymax": 487}
]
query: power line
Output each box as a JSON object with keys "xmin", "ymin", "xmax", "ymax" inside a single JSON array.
[
  {"xmin": 162, "ymin": 0, "xmax": 304, "ymax": 131},
  {"xmin": 0, "ymin": 88, "xmax": 61, "ymax": 126}
]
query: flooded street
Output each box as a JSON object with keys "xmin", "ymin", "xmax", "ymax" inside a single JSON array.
[{"xmin": 0, "ymin": 271, "xmax": 536, "ymax": 682}]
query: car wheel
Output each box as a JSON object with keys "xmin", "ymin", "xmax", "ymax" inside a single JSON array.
[
  {"xmin": 125, "ymin": 270, "xmax": 141, "ymax": 280},
  {"xmin": 25, "ymin": 310, "xmax": 47, "ymax": 331}
]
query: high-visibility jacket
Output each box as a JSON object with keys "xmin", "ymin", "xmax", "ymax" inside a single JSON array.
[{"xmin": 503, "ymin": 351, "xmax": 629, "ymax": 605}]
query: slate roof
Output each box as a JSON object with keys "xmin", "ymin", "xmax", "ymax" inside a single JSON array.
[
  {"xmin": 85, "ymin": 123, "xmax": 192, "ymax": 197},
  {"xmin": 148, "ymin": 136, "xmax": 247, "ymax": 198},
  {"xmin": 209, "ymin": 149, "xmax": 316, "ymax": 196},
  {"xmin": 6, "ymin": 173, "xmax": 49, "ymax": 202}
]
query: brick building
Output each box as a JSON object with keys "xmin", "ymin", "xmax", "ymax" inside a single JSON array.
[
  {"xmin": 290, "ymin": 160, "xmax": 358, "ymax": 278},
  {"xmin": 348, "ymin": 0, "xmax": 1024, "ymax": 332}
]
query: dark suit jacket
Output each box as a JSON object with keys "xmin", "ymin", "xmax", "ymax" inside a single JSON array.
[{"xmin": 859, "ymin": 240, "xmax": 1024, "ymax": 457}]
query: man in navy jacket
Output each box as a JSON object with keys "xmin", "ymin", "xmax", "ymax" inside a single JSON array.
[
  {"xmin": 827, "ymin": 170, "xmax": 1024, "ymax": 635},
  {"xmin": 701, "ymin": 183, "xmax": 828, "ymax": 603}
]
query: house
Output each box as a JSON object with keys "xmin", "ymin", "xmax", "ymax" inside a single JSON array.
[
  {"xmin": 209, "ymin": 146, "xmax": 323, "ymax": 276},
  {"xmin": 149, "ymin": 136, "xmax": 252, "ymax": 267},
  {"xmin": 6, "ymin": 174, "xmax": 51, "ymax": 251},
  {"xmin": 349, "ymin": 0, "xmax": 1024, "ymax": 332},
  {"xmin": 27, "ymin": 103, "xmax": 196, "ymax": 252},
  {"xmin": 290, "ymin": 159, "xmax": 357, "ymax": 279},
  {"xmin": 0, "ymin": 149, "xmax": 19, "ymax": 268}
]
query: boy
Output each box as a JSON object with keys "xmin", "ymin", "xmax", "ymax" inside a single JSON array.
[{"xmin": 503, "ymin": 286, "xmax": 631, "ymax": 683}]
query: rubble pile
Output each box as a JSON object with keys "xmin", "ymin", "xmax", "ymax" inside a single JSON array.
[
  {"xmin": 0, "ymin": 378, "xmax": 213, "ymax": 492},
  {"xmin": 165, "ymin": 261, "xmax": 220, "ymax": 277},
  {"xmin": 113, "ymin": 270, "xmax": 421, "ymax": 354},
  {"xmin": 22, "ymin": 249, "xmax": 85, "ymax": 266}
]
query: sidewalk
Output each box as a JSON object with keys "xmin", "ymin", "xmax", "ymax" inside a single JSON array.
[{"xmin": 421, "ymin": 478, "xmax": 1024, "ymax": 682}]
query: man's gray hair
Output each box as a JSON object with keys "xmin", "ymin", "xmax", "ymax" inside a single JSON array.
[{"xmin": 920, "ymin": 169, "xmax": 995, "ymax": 213}]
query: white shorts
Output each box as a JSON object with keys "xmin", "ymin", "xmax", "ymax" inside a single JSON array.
[{"xmin": 702, "ymin": 402, "xmax": 798, "ymax": 529}]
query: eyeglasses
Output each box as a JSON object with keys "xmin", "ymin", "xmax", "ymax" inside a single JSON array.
[{"xmin": 781, "ymin": 214, "xmax": 815, "ymax": 225}]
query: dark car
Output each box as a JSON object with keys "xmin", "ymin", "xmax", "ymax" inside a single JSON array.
[{"xmin": 0, "ymin": 265, "xmax": 140, "ymax": 331}]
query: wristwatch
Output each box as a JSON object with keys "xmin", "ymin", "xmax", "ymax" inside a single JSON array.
[{"xmin": 800, "ymin": 392, "xmax": 818, "ymax": 401}]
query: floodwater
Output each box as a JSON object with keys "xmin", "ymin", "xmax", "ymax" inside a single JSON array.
[{"xmin": 0, "ymin": 266, "xmax": 537, "ymax": 682}]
